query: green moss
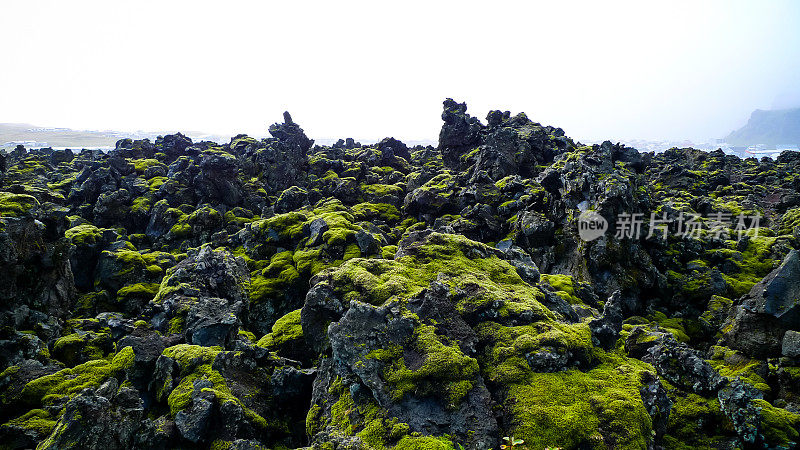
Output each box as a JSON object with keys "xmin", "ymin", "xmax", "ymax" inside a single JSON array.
[
  {"xmin": 304, "ymin": 203, "xmax": 363, "ymax": 247},
  {"xmin": 249, "ymin": 251, "xmax": 302, "ymax": 303},
  {"xmin": 323, "ymin": 227, "xmax": 356, "ymax": 246},
  {"xmin": 666, "ymin": 266, "xmax": 717, "ymax": 303},
  {"xmin": 210, "ymin": 440, "xmax": 233, "ymax": 450},
  {"xmin": 506, "ymin": 350, "xmax": 654, "ymax": 449},
  {"xmin": 293, "ymin": 248, "xmax": 328, "ymax": 276},
  {"xmin": 343, "ymin": 243, "xmax": 361, "ymax": 260},
  {"xmin": 169, "ymin": 205, "xmax": 223, "ymax": 238},
  {"xmin": 147, "ymin": 176, "xmax": 167, "ymax": 192},
  {"xmin": 664, "ymin": 393, "xmax": 727, "ymax": 449},
  {"xmin": 703, "ymin": 295, "xmax": 732, "ymax": 315},
  {"xmin": 358, "ymin": 418, "xmax": 391, "ymax": 448},
  {"xmin": 106, "ymin": 249, "xmax": 161, "ymax": 276},
  {"xmin": 201, "ymin": 147, "xmax": 236, "ymax": 158},
  {"xmin": 47, "ymin": 175, "xmax": 77, "ymax": 191},
  {"xmin": 494, "ymin": 176, "xmax": 515, "ymax": 190},
  {"xmin": 381, "ymin": 245, "xmax": 397, "ymax": 259},
  {"xmin": 321, "ymin": 169, "xmax": 340, "ymax": 180},
  {"xmin": 52, "ymin": 332, "xmax": 109, "ymax": 364},
  {"xmin": 0, "ymin": 192, "xmax": 38, "ymax": 217},
  {"xmin": 162, "ymin": 344, "xmax": 220, "ymax": 369},
  {"xmin": 64, "ymin": 224, "xmax": 103, "ymax": 246},
  {"xmin": 169, "ymin": 222, "xmax": 191, "ymax": 237},
  {"xmin": 322, "ymin": 377, "xmax": 422, "ymax": 449},
  {"xmin": 166, "ymin": 363, "xmax": 214, "ymax": 414},
  {"xmin": 540, "ymin": 274, "xmax": 581, "ymax": 304},
  {"xmin": 708, "ymin": 346, "xmax": 770, "ymax": 392},
  {"xmin": 236, "ymin": 330, "xmax": 255, "ymax": 343},
  {"xmin": 355, "ymin": 413, "xmax": 413, "ymax": 449},
  {"xmin": 322, "ymin": 233, "xmax": 549, "ymax": 317},
  {"xmin": 130, "ymin": 233, "xmax": 147, "ymax": 242},
  {"xmin": 352, "ymin": 202, "xmax": 401, "ymax": 222},
  {"xmin": 131, "ymin": 196, "xmax": 152, "ymax": 215},
  {"xmin": 5, "ymin": 409, "xmax": 56, "ymax": 435},
  {"xmin": 257, "ymin": 309, "xmax": 303, "ymax": 349},
  {"xmin": 73, "ymin": 291, "xmax": 111, "ymax": 316},
  {"xmin": 162, "ymin": 345, "xmax": 270, "ymax": 430},
  {"xmin": 329, "ymin": 383, "xmax": 355, "ymax": 434},
  {"xmin": 257, "ymin": 211, "xmax": 309, "ymax": 241},
  {"xmin": 394, "ymin": 435, "xmax": 456, "ymax": 449},
  {"xmin": 499, "ymin": 200, "xmax": 516, "ymax": 209},
  {"xmin": 714, "ymin": 198, "xmax": 760, "ymax": 217},
  {"xmin": 101, "ymin": 248, "xmax": 173, "ymax": 295},
  {"xmin": 780, "ymin": 207, "xmax": 800, "ymax": 235},
  {"xmin": 168, "ymin": 316, "xmax": 186, "ymax": 335},
  {"xmin": 369, "ymin": 324, "xmax": 479, "ymax": 407},
  {"xmin": 477, "ymin": 320, "xmax": 594, "ymax": 385},
  {"xmin": 131, "ymin": 158, "xmax": 165, "ymax": 173},
  {"xmin": 306, "ymin": 403, "xmax": 322, "ymax": 437},
  {"xmin": 52, "ymin": 333, "xmax": 86, "ymax": 350},
  {"xmin": 361, "ymin": 183, "xmax": 405, "ymax": 198},
  {"xmin": 1, "ymin": 365, "xmax": 20, "ymax": 379},
  {"xmin": 20, "ymin": 347, "xmax": 134, "ymax": 405},
  {"xmin": 420, "ymin": 173, "xmax": 453, "ymax": 192},
  {"xmin": 6, "ymin": 157, "xmax": 46, "ymax": 177},
  {"xmin": 754, "ymin": 399, "xmax": 800, "ymax": 446},
  {"xmin": 116, "ymin": 282, "xmax": 161, "ymax": 301},
  {"xmin": 719, "ymin": 235, "xmax": 779, "ymax": 298},
  {"xmin": 158, "ymin": 344, "xmax": 220, "ymax": 401},
  {"xmin": 231, "ymin": 246, "xmax": 265, "ymax": 271},
  {"xmin": 224, "ymin": 210, "xmax": 257, "ymax": 227},
  {"xmin": 647, "ymin": 311, "xmax": 691, "ymax": 343}
]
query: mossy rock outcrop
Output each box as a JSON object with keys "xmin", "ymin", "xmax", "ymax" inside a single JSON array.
[{"xmin": 303, "ymin": 231, "xmax": 667, "ymax": 449}]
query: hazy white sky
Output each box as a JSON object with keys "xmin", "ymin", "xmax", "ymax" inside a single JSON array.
[{"xmin": 2, "ymin": 1, "xmax": 799, "ymax": 143}]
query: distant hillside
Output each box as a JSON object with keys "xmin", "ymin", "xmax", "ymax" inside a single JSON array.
[
  {"xmin": 725, "ymin": 107, "xmax": 800, "ymax": 146},
  {"xmin": 0, "ymin": 123, "xmax": 232, "ymax": 150},
  {"xmin": 0, "ymin": 123, "xmax": 122, "ymax": 149}
]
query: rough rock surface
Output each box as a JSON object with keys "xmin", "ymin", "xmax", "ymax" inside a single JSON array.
[
  {"xmin": 724, "ymin": 249, "xmax": 800, "ymax": 356},
  {"xmin": 1, "ymin": 101, "xmax": 800, "ymax": 449}
]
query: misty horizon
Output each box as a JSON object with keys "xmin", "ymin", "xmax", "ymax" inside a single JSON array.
[
  {"xmin": 2, "ymin": 1, "xmax": 800, "ymax": 144},
  {"xmin": 4, "ymin": 100, "xmax": 800, "ymax": 149}
]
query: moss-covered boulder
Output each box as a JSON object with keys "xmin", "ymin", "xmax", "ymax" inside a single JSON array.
[
  {"xmin": 239, "ymin": 199, "xmax": 386, "ymax": 335},
  {"xmin": 151, "ymin": 343, "xmax": 313, "ymax": 446},
  {"xmin": 52, "ymin": 330, "xmax": 114, "ymax": 367},
  {"xmin": 0, "ymin": 192, "xmax": 39, "ymax": 218},
  {"xmin": 256, "ymin": 309, "xmax": 312, "ymax": 365},
  {"xmin": 304, "ymin": 230, "xmax": 668, "ymax": 449},
  {"xmin": 93, "ymin": 243, "xmax": 175, "ymax": 314},
  {"xmin": 723, "ymin": 249, "xmax": 800, "ymax": 357}
]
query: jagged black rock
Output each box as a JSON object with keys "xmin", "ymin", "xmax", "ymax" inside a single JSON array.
[{"xmin": 1, "ymin": 99, "xmax": 800, "ymax": 449}]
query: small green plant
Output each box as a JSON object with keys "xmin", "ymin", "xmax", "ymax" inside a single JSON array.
[{"xmin": 501, "ymin": 436, "xmax": 525, "ymax": 449}]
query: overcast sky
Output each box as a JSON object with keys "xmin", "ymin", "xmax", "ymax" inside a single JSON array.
[{"xmin": 2, "ymin": 1, "xmax": 800, "ymax": 143}]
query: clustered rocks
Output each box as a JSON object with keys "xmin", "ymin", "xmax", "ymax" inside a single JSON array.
[{"xmin": 1, "ymin": 100, "xmax": 800, "ymax": 449}]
